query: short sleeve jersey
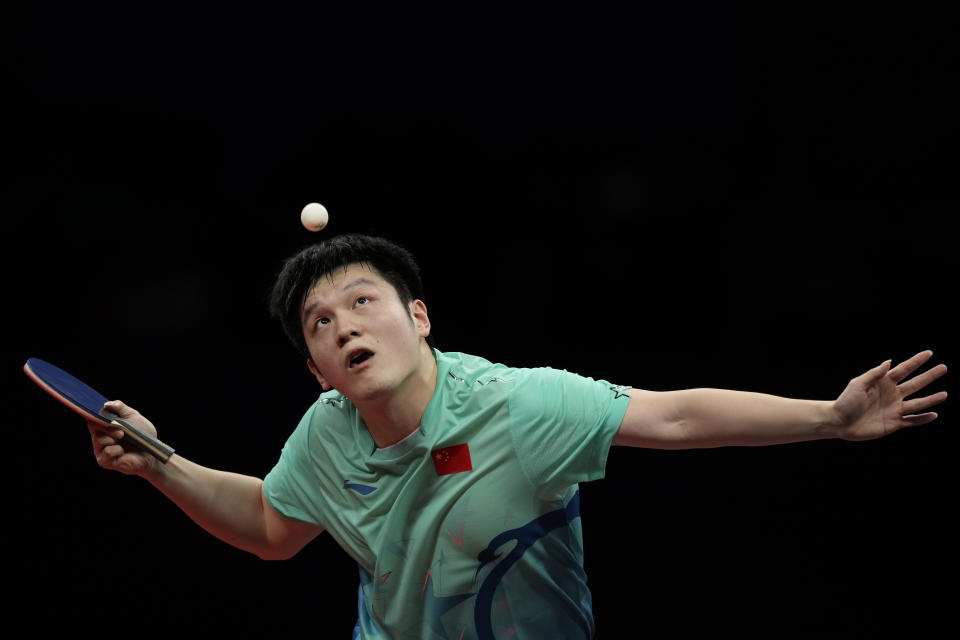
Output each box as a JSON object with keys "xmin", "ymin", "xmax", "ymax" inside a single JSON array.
[{"xmin": 263, "ymin": 350, "xmax": 631, "ymax": 639}]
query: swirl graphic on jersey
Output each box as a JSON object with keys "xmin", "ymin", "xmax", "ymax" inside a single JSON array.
[{"xmin": 473, "ymin": 490, "xmax": 582, "ymax": 639}]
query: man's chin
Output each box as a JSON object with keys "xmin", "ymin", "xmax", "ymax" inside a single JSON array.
[{"xmin": 339, "ymin": 381, "xmax": 392, "ymax": 404}]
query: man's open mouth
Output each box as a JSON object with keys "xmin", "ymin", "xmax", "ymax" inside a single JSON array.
[{"xmin": 348, "ymin": 350, "xmax": 374, "ymax": 369}]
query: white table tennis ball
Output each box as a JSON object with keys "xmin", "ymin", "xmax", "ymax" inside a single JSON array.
[{"xmin": 301, "ymin": 202, "xmax": 329, "ymax": 231}]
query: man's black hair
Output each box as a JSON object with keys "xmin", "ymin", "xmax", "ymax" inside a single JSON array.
[{"xmin": 270, "ymin": 233, "xmax": 432, "ymax": 357}]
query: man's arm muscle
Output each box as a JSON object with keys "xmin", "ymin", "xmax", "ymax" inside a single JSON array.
[
  {"xmin": 145, "ymin": 455, "xmax": 324, "ymax": 560},
  {"xmin": 612, "ymin": 388, "xmax": 836, "ymax": 450}
]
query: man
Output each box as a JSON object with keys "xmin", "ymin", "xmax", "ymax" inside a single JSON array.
[{"xmin": 90, "ymin": 234, "xmax": 947, "ymax": 639}]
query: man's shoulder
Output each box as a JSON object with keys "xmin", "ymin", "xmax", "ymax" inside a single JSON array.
[
  {"xmin": 294, "ymin": 389, "xmax": 357, "ymax": 443},
  {"xmin": 437, "ymin": 350, "xmax": 522, "ymax": 386},
  {"xmin": 313, "ymin": 388, "xmax": 352, "ymax": 410},
  {"xmin": 437, "ymin": 350, "xmax": 580, "ymax": 385}
]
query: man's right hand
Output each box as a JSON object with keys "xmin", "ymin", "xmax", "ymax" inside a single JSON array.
[{"xmin": 88, "ymin": 399, "xmax": 160, "ymax": 476}]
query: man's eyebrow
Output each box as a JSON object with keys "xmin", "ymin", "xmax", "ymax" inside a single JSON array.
[{"xmin": 301, "ymin": 277, "xmax": 379, "ymax": 324}]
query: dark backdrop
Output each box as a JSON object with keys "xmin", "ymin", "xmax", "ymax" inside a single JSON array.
[{"xmin": 4, "ymin": 4, "xmax": 955, "ymax": 637}]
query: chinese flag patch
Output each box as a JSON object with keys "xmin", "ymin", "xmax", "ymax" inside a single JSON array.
[{"xmin": 431, "ymin": 443, "xmax": 473, "ymax": 476}]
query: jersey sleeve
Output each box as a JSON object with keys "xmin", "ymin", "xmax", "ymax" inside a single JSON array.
[
  {"xmin": 262, "ymin": 402, "xmax": 326, "ymax": 525},
  {"xmin": 507, "ymin": 367, "xmax": 631, "ymax": 497}
]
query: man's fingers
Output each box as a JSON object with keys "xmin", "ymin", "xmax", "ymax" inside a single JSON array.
[
  {"xmin": 900, "ymin": 412, "xmax": 939, "ymax": 428},
  {"xmin": 90, "ymin": 425, "xmax": 125, "ymax": 446},
  {"xmin": 902, "ymin": 391, "xmax": 948, "ymax": 415},
  {"xmin": 887, "ymin": 350, "xmax": 934, "ymax": 384},
  {"xmin": 93, "ymin": 431, "xmax": 115, "ymax": 448},
  {"xmin": 102, "ymin": 443, "xmax": 125, "ymax": 458},
  {"xmin": 853, "ymin": 359, "xmax": 891, "ymax": 388},
  {"xmin": 103, "ymin": 399, "xmax": 137, "ymax": 418},
  {"xmin": 897, "ymin": 363, "xmax": 948, "ymax": 397},
  {"xmin": 90, "ymin": 421, "xmax": 130, "ymax": 469},
  {"xmin": 96, "ymin": 444, "xmax": 123, "ymax": 466},
  {"xmin": 867, "ymin": 359, "xmax": 892, "ymax": 383}
]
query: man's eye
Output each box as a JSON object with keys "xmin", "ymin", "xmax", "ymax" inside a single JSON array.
[
  {"xmin": 356, "ymin": 296, "xmax": 370, "ymax": 306},
  {"xmin": 316, "ymin": 317, "xmax": 330, "ymax": 328}
]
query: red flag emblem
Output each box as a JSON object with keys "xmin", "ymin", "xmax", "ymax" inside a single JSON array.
[{"xmin": 431, "ymin": 443, "xmax": 473, "ymax": 476}]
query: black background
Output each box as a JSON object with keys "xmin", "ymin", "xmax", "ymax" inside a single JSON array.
[{"xmin": 4, "ymin": 4, "xmax": 956, "ymax": 637}]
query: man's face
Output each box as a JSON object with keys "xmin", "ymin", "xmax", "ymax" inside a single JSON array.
[{"xmin": 300, "ymin": 262, "xmax": 430, "ymax": 402}]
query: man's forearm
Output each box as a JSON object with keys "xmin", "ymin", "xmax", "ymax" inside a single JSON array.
[
  {"xmin": 143, "ymin": 455, "xmax": 273, "ymax": 558},
  {"xmin": 671, "ymin": 388, "xmax": 840, "ymax": 448}
]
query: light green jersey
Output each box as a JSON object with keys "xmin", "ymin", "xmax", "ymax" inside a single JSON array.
[{"xmin": 264, "ymin": 350, "xmax": 631, "ymax": 639}]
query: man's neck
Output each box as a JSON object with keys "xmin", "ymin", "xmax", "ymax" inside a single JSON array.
[{"xmin": 357, "ymin": 344, "xmax": 438, "ymax": 449}]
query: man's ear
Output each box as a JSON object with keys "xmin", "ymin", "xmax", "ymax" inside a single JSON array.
[
  {"xmin": 306, "ymin": 358, "xmax": 332, "ymax": 391},
  {"xmin": 410, "ymin": 299, "xmax": 431, "ymax": 339}
]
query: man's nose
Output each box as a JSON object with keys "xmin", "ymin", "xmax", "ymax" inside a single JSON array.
[{"xmin": 338, "ymin": 329, "xmax": 360, "ymax": 347}]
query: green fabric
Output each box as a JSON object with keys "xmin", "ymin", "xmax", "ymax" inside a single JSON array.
[{"xmin": 264, "ymin": 350, "xmax": 631, "ymax": 639}]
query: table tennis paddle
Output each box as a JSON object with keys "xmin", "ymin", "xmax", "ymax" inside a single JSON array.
[{"xmin": 24, "ymin": 358, "xmax": 174, "ymax": 463}]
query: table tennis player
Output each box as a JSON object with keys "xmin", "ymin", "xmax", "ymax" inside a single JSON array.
[{"xmin": 88, "ymin": 233, "xmax": 948, "ymax": 639}]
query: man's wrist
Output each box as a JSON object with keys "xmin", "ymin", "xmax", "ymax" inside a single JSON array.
[
  {"xmin": 819, "ymin": 400, "xmax": 845, "ymax": 439},
  {"xmin": 139, "ymin": 453, "xmax": 171, "ymax": 484}
]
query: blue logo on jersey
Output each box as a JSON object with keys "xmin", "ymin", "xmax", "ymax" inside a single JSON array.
[
  {"xmin": 344, "ymin": 480, "xmax": 378, "ymax": 495},
  {"xmin": 474, "ymin": 490, "xmax": 584, "ymax": 639}
]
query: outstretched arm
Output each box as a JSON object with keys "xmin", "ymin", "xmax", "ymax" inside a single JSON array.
[
  {"xmin": 91, "ymin": 400, "xmax": 324, "ymax": 560},
  {"xmin": 613, "ymin": 350, "xmax": 947, "ymax": 449}
]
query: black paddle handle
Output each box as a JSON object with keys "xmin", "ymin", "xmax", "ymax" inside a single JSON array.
[{"xmin": 105, "ymin": 415, "xmax": 175, "ymax": 463}]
